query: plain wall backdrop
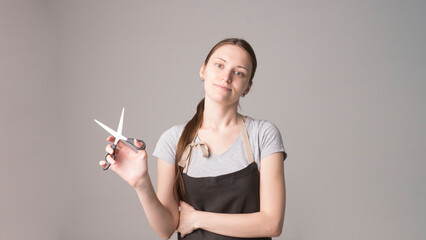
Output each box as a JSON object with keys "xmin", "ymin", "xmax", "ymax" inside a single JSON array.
[{"xmin": 1, "ymin": 0, "xmax": 425, "ymax": 239}]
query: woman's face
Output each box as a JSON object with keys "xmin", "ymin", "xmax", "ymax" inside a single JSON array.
[{"xmin": 200, "ymin": 44, "xmax": 253, "ymax": 106}]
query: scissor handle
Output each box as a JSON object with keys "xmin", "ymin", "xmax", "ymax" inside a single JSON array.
[
  {"xmin": 103, "ymin": 140, "xmax": 145, "ymax": 171},
  {"xmin": 126, "ymin": 138, "xmax": 146, "ymax": 151},
  {"xmin": 103, "ymin": 144, "xmax": 117, "ymax": 170}
]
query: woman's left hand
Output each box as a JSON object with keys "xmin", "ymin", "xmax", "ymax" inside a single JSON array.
[{"xmin": 177, "ymin": 201, "xmax": 199, "ymax": 238}]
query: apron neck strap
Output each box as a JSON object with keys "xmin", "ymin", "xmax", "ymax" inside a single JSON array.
[
  {"xmin": 180, "ymin": 114, "xmax": 254, "ymax": 174},
  {"xmin": 238, "ymin": 114, "xmax": 254, "ymax": 165}
]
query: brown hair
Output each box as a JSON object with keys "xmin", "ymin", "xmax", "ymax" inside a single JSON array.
[{"xmin": 173, "ymin": 38, "xmax": 257, "ymax": 202}]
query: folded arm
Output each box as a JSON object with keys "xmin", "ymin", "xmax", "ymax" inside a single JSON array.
[{"xmin": 178, "ymin": 152, "xmax": 286, "ymax": 238}]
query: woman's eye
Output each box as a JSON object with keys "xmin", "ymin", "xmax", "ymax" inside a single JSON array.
[
  {"xmin": 235, "ymin": 71, "xmax": 244, "ymax": 77},
  {"xmin": 215, "ymin": 63, "xmax": 223, "ymax": 68}
]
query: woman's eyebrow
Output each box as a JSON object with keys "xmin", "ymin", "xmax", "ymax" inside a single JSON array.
[
  {"xmin": 213, "ymin": 57, "xmax": 248, "ymax": 71},
  {"xmin": 214, "ymin": 57, "xmax": 227, "ymax": 62},
  {"xmin": 237, "ymin": 65, "xmax": 248, "ymax": 71}
]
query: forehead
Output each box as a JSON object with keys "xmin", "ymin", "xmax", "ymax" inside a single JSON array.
[{"xmin": 210, "ymin": 44, "xmax": 252, "ymax": 69}]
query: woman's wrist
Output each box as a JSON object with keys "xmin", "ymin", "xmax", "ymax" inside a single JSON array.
[
  {"xmin": 133, "ymin": 172, "xmax": 151, "ymax": 190},
  {"xmin": 194, "ymin": 209, "xmax": 204, "ymax": 230}
]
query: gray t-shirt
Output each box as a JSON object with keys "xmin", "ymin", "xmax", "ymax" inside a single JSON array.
[{"xmin": 152, "ymin": 116, "xmax": 287, "ymax": 177}]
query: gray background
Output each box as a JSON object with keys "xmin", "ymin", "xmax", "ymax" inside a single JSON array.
[{"xmin": 1, "ymin": 0, "xmax": 425, "ymax": 239}]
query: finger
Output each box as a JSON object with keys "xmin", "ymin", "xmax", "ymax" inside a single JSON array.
[
  {"xmin": 107, "ymin": 136, "xmax": 115, "ymax": 142},
  {"xmin": 105, "ymin": 144, "xmax": 120, "ymax": 155},
  {"xmin": 105, "ymin": 154, "xmax": 116, "ymax": 165},
  {"xmin": 99, "ymin": 160, "xmax": 107, "ymax": 167},
  {"xmin": 107, "ymin": 136, "xmax": 129, "ymax": 151},
  {"xmin": 106, "ymin": 136, "xmax": 127, "ymax": 149},
  {"xmin": 115, "ymin": 140, "xmax": 127, "ymax": 149},
  {"xmin": 105, "ymin": 144, "xmax": 114, "ymax": 154},
  {"xmin": 107, "ymin": 136, "xmax": 129, "ymax": 154}
]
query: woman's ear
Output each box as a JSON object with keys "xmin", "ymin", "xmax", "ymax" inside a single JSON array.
[
  {"xmin": 243, "ymin": 81, "xmax": 253, "ymax": 95},
  {"xmin": 199, "ymin": 63, "xmax": 206, "ymax": 80}
]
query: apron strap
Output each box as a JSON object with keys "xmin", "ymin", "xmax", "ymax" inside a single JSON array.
[
  {"xmin": 238, "ymin": 114, "xmax": 255, "ymax": 165},
  {"xmin": 178, "ymin": 114, "xmax": 254, "ymax": 174},
  {"xmin": 179, "ymin": 134, "xmax": 209, "ymax": 174}
]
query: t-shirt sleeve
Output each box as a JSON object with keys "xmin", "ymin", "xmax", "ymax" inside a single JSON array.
[
  {"xmin": 259, "ymin": 121, "xmax": 287, "ymax": 161},
  {"xmin": 152, "ymin": 125, "xmax": 181, "ymax": 165}
]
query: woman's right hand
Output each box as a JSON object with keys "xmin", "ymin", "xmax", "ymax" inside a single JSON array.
[{"xmin": 99, "ymin": 136, "xmax": 149, "ymax": 188}]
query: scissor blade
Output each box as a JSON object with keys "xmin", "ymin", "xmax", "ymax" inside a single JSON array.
[
  {"xmin": 94, "ymin": 119, "xmax": 119, "ymax": 138},
  {"xmin": 118, "ymin": 108, "xmax": 125, "ymax": 136}
]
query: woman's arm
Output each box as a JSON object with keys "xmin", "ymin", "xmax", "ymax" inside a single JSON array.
[
  {"xmin": 134, "ymin": 159, "xmax": 180, "ymax": 240},
  {"xmin": 102, "ymin": 137, "xmax": 179, "ymax": 240},
  {"xmin": 178, "ymin": 152, "xmax": 286, "ymax": 238}
]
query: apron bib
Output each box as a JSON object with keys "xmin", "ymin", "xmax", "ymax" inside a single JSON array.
[{"xmin": 178, "ymin": 114, "xmax": 271, "ymax": 240}]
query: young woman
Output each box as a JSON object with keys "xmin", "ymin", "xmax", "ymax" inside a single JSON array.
[{"xmin": 101, "ymin": 38, "xmax": 287, "ymax": 239}]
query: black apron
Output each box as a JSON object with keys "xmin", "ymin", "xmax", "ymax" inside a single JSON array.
[{"xmin": 177, "ymin": 114, "xmax": 271, "ymax": 240}]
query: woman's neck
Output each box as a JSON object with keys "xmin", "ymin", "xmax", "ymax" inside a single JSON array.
[{"xmin": 202, "ymin": 97, "xmax": 239, "ymax": 131}]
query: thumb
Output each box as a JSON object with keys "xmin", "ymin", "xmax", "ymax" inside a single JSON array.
[{"xmin": 134, "ymin": 138, "xmax": 143, "ymax": 148}]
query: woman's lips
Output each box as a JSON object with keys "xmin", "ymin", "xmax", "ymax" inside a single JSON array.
[{"xmin": 215, "ymin": 84, "xmax": 231, "ymax": 91}]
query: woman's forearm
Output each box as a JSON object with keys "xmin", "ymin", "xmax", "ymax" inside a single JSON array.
[
  {"xmin": 195, "ymin": 211, "xmax": 283, "ymax": 238},
  {"xmin": 134, "ymin": 173, "xmax": 177, "ymax": 239}
]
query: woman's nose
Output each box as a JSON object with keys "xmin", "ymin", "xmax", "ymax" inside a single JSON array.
[{"xmin": 221, "ymin": 70, "xmax": 233, "ymax": 83}]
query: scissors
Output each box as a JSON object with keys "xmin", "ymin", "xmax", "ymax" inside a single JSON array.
[{"xmin": 94, "ymin": 108, "xmax": 146, "ymax": 170}]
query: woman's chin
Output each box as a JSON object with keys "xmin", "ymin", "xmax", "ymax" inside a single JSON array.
[{"xmin": 206, "ymin": 94, "xmax": 239, "ymax": 106}]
